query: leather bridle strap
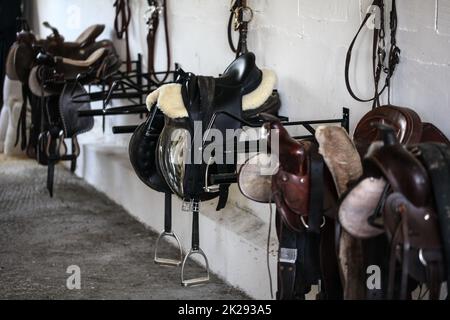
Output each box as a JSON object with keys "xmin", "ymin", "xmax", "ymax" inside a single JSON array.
[
  {"xmin": 146, "ymin": 0, "xmax": 171, "ymax": 84},
  {"xmin": 228, "ymin": 0, "xmax": 252, "ymax": 58},
  {"xmin": 114, "ymin": 0, "xmax": 132, "ymax": 72},
  {"xmin": 345, "ymin": 0, "xmax": 400, "ymax": 109}
]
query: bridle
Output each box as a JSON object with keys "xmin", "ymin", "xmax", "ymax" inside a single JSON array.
[
  {"xmin": 228, "ymin": 0, "xmax": 254, "ymax": 58},
  {"xmin": 145, "ymin": 0, "xmax": 171, "ymax": 84},
  {"xmin": 345, "ymin": 0, "xmax": 400, "ymax": 109},
  {"xmin": 114, "ymin": 0, "xmax": 132, "ymax": 72}
]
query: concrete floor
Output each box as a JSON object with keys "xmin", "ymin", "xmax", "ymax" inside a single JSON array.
[{"xmin": 0, "ymin": 156, "xmax": 248, "ymax": 300}]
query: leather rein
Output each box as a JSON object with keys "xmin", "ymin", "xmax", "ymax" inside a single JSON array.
[
  {"xmin": 146, "ymin": 0, "xmax": 172, "ymax": 84},
  {"xmin": 114, "ymin": 0, "xmax": 132, "ymax": 72},
  {"xmin": 228, "ymin": 0, "xmax": 253, "ymax": 58},
  {"xmin": 345, "ymin": 0, "xmax": 400, "ymax": 109}
]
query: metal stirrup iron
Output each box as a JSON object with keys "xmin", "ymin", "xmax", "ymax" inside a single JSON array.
[
  {"xmin": 154, "ymin": 193, "xmax": 184, "ymax": 267},
  {"xmin": 181, "ymin": 201, "xmax": 210, "ymax": 287}
]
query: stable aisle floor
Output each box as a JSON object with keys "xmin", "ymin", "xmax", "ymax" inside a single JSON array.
[{"xmin": 0, "ymin": 157, "xmax": 248, "ymax": 300}]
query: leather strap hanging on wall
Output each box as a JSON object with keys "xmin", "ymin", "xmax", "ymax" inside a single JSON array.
[
  {"xmin": 345, "ymin": 0, "xmax": 400, "ymax": 109},
  {"xmin": 114, "ymin": 0, "xmax": 132, "ymax": 72},
  {"xmin": 145, "ymin": 0, "xmax": 171, "ymax": 84},
  {"xmin": 228, "ymin": 0, "xmax": 253, "ymax": 58}
]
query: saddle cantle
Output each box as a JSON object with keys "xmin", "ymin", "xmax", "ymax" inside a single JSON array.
[
  {"xmin": 354, "ymin": 105, "xmax": 423, "ymax": 157},
  {"xmin": 147, "ymin": 53, "xmax": 280, "ymax": 207}
]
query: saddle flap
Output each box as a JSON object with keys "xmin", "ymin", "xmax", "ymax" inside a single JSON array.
[
  {"xmin": 273, "ymin": 168, "xmax": 310, "ymax": 217},
  {"xmin": 384, "ymin": 193, "xmax": 441, "ymax": 251}
]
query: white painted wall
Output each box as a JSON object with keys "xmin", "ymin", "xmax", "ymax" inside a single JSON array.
[{"xmin": 29, "ymin": 0, "xmax": 450, "ymax": 299}]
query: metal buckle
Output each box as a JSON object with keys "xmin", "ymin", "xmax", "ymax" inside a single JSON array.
[
  {"xmin": 279, "ymin": 248, "xmax": 297, "ymax": 264},
  {"xmin": 182, "ymin": 200, "xmax": 201, "ymax": 213},
  {"xmin": 181, "ymin": 248, "xmax": 210, "ymax": 287},
  {"xmin": 154, "ymin": 231, "xmax": 183, "ymax": 267}
]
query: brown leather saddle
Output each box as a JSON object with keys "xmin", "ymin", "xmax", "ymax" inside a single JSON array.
[
  {"xmin": 354, "ymin": 105, "xmax": 450, "ymax": 157},
  {"xmin": 363, "ymin": 125, "xmax": 446, "ymax": 300},
  {"xmin": 269, "ymin": 121, "xmax": 316, "ymax": 233}
]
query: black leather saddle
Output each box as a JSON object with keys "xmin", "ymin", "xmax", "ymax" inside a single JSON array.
[
  {"xmin": 159, "ymin": 52, "xmax": 280, "ymax": 209},
  {"xmin": 130, "ymin": 53, "xmax": 280, "ymax": 209}
]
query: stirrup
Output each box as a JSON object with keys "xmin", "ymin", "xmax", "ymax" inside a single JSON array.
[
  {"xmin": 181, "ymin": 248, "xmax": 210, "ymax": 287},
  {"xmin": 154, "ymin": 231, "xmax": 183, "ymax": 267}
]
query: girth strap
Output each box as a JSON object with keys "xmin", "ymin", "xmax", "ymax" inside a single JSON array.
[{"xmin": 277, "ymin": 216, "xmax": 322, "ymax": 300}]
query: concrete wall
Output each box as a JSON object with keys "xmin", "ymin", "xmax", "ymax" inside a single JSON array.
[{"xmin": 29, "ymin": 0, "xmax": 450, "ymax": 298}]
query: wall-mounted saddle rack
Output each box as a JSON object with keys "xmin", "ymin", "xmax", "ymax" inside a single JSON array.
[
  {"xmin": 75, "ymin": 54, "xmax": 179, "ymax": 132},
  {"xmin": 208, "ymin": 107, "xmax": 350, "ymax": 186}
]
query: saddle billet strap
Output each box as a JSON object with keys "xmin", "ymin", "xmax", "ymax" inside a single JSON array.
[
  {"xmin": 308, "ymin": 144, "xmax": 324, "ymax": 234},
  {"xmin": 413, "ymin": 143, "xmax": 450, "ymax": 299}
]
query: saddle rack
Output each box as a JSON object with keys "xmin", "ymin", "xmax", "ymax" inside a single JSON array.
[
  {"xmin": 76, "ymin": 54, "xmax": 179, "ymax": 132},
  {"xmin": 112, "ymin": 107, "xmax": 350, "ymax": 288}
]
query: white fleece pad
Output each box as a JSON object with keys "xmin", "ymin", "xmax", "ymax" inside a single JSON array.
[{"xmin": 146, "ymin": 69, "xmax": 277, "ymax": 119}]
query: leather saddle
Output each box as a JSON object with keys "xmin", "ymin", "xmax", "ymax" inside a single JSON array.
[
  {"xmin": 141, "ymin": 52, "xmax": 280, "ymax": 207},
  {"xmin": 354, "ymin": 105, "xmax": 449, "ymax": 157},
  {"xmin": 339, "ymin": 105, "xmax": 450, "ymax": 240},
  {"xmin": 28, "ymin": 46, "xmax": 121, "ymax": 97},
  {"xmin": 6, "ymin": 22, "xmax": 113, "ymax": 85},
  {"xmin": 365, "ymin": 127, "xmax": 446, "ymax": 299},
  {"xmin": 267, "ymin": 120, "xmax": 325, "ymax": 234}
]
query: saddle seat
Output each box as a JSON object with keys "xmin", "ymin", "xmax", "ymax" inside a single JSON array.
[
  {"xmin": 28, "ymin": 47, "xmax": 121, "ymax": 97},
  {"xmin": 146, "ymin": 53, "xmax": 278, "ymax": 120},
  {"xmin": 74, "ymin": 24, "xmax": 106, "ymax": 48},
  {"xmin": 214, "ymin": 52, "xmax": 262, "ymax": 94}
]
